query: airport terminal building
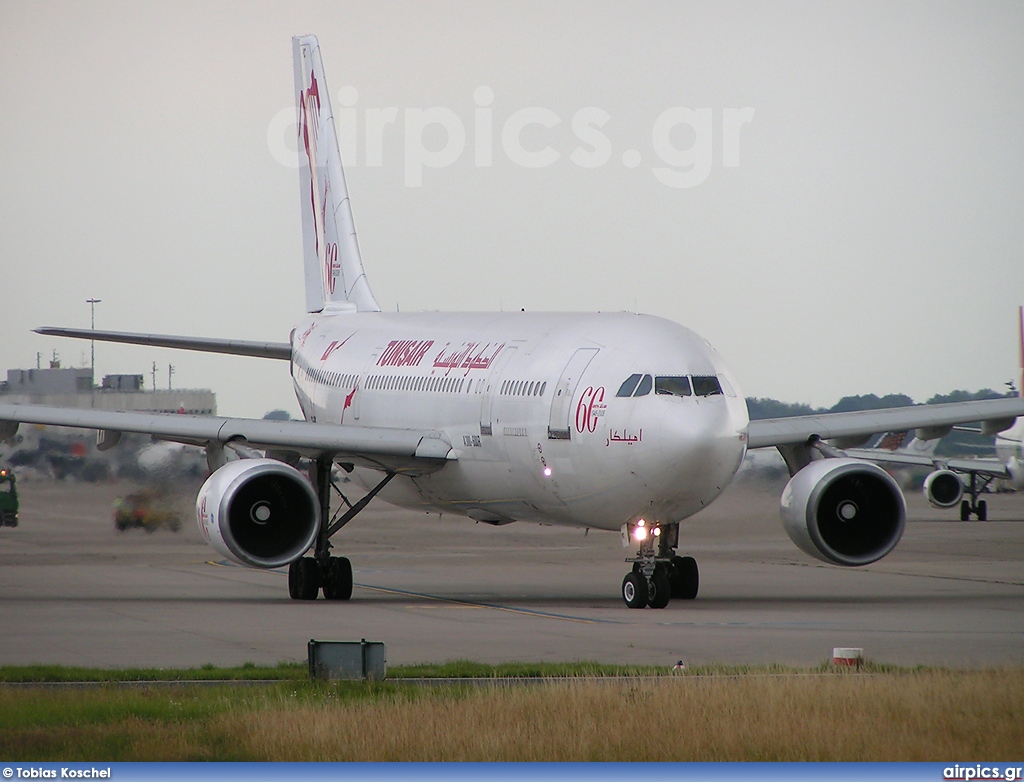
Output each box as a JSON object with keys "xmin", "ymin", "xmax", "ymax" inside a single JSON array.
[{"xmin": 1, "ymin": 365, "xmax": 216, "ymax": 415}]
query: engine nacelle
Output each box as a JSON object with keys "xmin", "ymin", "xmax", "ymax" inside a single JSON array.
[
  {"xmin": 196, "ymin": 458, "xmax": 319, "ymax": 569},
  {"xmin": 781, "ymin": 458, "xmax": 906, "ymax": 566},
  {"xmin": 923, "ymin": 469, "xmax": 964, "ymax": 509}
]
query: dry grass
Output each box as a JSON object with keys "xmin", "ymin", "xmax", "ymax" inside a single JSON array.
[
  {"xmin": 2, "ymin": 669, "xmax": 1021, "ymax": 761},
  {"xmin": 227, "ymin": 670, "xmax": 1023, "ymax": 761}
]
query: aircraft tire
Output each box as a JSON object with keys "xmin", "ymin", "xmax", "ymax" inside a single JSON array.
[
  {"xmin": 322, "ymin": 556, "xmax": 353, "ymax": 600},
  {"xmin": 289, "ymin": 557, "xmax": 320, "ymax": 600},
  {"xmin": 960, "ymin": 501, "xmax": 970, "ymax": 521},
  {"xmin": 978, "ymin": 500, "xmax": 988, "ymax": 522},
  {"xmin": 670, "ymin": 556, "xmax": 699, "ymax": 600},
  {"xmin": 648, "ymin": 566, "xmax": 671, "ymax": 609},
  {"xmin": 622, "ymin": 572, "xmax": 648, "ymax": 609}
]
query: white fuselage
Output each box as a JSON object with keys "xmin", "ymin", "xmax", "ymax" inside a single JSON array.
[
  {"xmin": 996, "ymin": 419, "xmax": 1024, "ymax": 462},
  {"xmin": 995, "ymin": 418, "xmax": 1024, "ymax": 487},
  {"xmin": 289, "ymin": 310, "xmax": 749, "ymax": 531}
]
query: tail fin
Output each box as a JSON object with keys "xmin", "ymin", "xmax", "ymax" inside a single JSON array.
[
  {"xmin": 1018, "ymin": 305, "xmax": 1023, "ymax": 397},
  {"xmin": 293, "ymin": 35, "xmax": 380, "ymax": 313}
]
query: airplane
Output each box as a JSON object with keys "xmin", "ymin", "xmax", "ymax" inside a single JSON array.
[
  {"xmin": 845, "ymin": 306, "xmax": 1024, "ymax": 521},
  {"xmin": 3, "ymin": 35, "xmax": 1024, "ymax": 609}
]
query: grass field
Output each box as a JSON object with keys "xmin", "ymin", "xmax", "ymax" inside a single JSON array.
[{"xmin": 1, "ymin": 663, "xmax": 1021, "ymax": 761}]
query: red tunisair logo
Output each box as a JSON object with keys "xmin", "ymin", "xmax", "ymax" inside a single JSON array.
[{"xmin": 299, "ymin": 64, "xmax": 341, "ymax": 298}]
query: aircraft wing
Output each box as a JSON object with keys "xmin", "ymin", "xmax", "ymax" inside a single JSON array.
[
  {"xmin": 746, "ymin": 398, "xmax": 1024, "ymax": 449},
  {"xmin": 0, "ymin": 403, "xmax": 455, "ymax": 471},
  {"xmin": 842, "ymin": 448, "xmax": 1011, "ymax": 479},
  {"xmin": 34, "ymin": 327, "xmax": 291, "ymax": 360}
]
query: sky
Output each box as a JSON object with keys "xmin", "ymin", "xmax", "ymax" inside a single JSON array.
[{"xmin": 1, "ymin": 1, "xmax": 1022, "ymax": 419}]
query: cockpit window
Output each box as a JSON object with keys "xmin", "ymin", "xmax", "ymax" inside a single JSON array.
[
  {"xmin": 616, "ymin": 374, "xmax": 642, "ymax": 397},
  {"xmin": 655, "ymin": 376, "xmax": 692, "ymax": 397},
  {"xmin": 634, "ymin": 374, "xmax": 652, "ymax": 397},
  {"xmin": 691, "ymin": 375, "xmax": 723, "ymax": 397}
]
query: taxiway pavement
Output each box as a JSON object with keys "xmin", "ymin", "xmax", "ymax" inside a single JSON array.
[{"xmin": 1, "ymin": 474, "xmax": 1021, "ymax": 669}]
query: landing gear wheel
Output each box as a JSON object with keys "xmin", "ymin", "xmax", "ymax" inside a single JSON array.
[
  {"xmin": 670, "ymin": 555, "xmax": 699, "ymax": 600},
  {"xmin": 288, "ymin": 557, "xmax": 320, "ymax": 601},
  {"xmin": 321, "ymin": 556, "xmax": 353, "ymax": 600},
  {"xmin": 622, "ymin": 572, "xmax": 648, "ymax": 609},
  {"xmin": 960, "ymin": 500, "xmax": 971, "ymax": 521},
  {"xmin": 977, "ymin": 500, "xmax": 988, "ymax": 522},
  {"xmin": 647, "ymin": 566, "xmax": 671, "ymax": 609}
]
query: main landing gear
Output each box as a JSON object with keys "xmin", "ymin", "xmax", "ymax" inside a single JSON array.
[
  {"xmin": 288, "ymin": 456, "xmax": 395, "ymax": 601},
  {"xmin": 959, "ymin": 472, "xmax": 991, "ymax": 521},
  {"xmin": 621, "ymin": 521, "xmax": 698, "ymax": 609}
]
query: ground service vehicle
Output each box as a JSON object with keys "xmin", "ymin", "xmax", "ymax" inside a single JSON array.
[
  {"xmin": 0, "ymin": 469, "xmax": 18, "ymax": 527},
  {"xmin": 113, "ymin": 489, "xmax": 183, "ymax": 533}
]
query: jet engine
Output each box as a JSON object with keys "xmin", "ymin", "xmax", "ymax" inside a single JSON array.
[
  {"xmin": 196, "ymin": 458, "xmax": 319, "ymax": 568},
  {"xmin": 780, "ymin": 458, "xmax": 906, "ymax": 566},
  {"xmin": 922, "ymin": 469, "xmax": 964, "ymax": 509}
]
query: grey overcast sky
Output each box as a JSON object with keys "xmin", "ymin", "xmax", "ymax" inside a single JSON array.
[{"xmin": 2, "ymin": 1, "xmax": 1022, "ymax": 419}]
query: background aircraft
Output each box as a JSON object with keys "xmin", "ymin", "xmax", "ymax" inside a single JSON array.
[{"xmin": 846, "ymin": 306, "xmax": 1024, "ymax": 520}]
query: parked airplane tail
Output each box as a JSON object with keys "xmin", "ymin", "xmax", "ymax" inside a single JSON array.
[
  {"xmin": 293, "ymin": 35, "xmax": 380, "ymax": 314},
  {"xmin": 1017, "ymin": 305, "xmax": 1023, "ymax": 398}
]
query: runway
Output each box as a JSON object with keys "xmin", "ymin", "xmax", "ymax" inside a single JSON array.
[{"xmin": 0, "ymin": 474, "xmax": 1021, "ymax": 669}]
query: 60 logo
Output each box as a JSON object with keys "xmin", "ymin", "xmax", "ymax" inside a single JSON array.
[
  {"xmin": 575, "ymin": 386, "xmax": 606, "ymax": 433},
  {"xmin": 324, "ymin": 242, "xmax": 340, "ymax": 294}
]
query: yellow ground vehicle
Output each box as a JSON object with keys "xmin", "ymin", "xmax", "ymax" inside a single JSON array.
[{"xmin": 113, "ymin": 488, "xmax": 182, "ymax": 533}]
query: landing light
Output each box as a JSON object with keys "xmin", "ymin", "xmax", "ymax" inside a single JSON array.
[{"xmin": 543, "ymin": 467, "xmax": 552, "ymax": 477}]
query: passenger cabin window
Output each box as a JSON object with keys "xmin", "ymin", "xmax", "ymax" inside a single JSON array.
[
  {"xmin": 691, "ymin": 375, "xmax": 723, "ymax": 397},
  {"xmin": 616, "ymin": 374, "xmax": 641, "ymax": 397},
  {"xmin": 655, "ymin": 376, "xmax": 692, "ymax": 397}
]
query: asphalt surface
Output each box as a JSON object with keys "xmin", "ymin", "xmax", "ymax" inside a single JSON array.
[{"xmin": 1, "ymin": 473, "xmax": 1021, "ymax": 669}]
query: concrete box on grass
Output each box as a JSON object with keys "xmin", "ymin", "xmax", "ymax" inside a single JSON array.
[{"xmin": 308, "ymin": 639, "xmax": 386, "ymax": 681}]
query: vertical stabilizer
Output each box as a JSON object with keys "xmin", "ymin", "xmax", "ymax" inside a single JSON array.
[
  {"xmin": 1018, "ymin": 305, "xmax": 1023, "ymax": 397},
  {"xmin": 294, "ymin": 36, "xmax": 380, "ymax": 313}
]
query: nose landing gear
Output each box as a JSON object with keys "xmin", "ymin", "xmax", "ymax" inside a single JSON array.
[{"xmin": 621, "ymin": 521, "xmax": 699, "ymax": 608}]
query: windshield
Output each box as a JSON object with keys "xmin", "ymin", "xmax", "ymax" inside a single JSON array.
[
  {"xmin": 616, "ymin": 374, "xmax": 642, "ymax": 397},
  {"xmin": 655, "ymin": 376, "xmax": 692, "ymax": 397},
  {"xmin": 691, "ymin": 375, "xmax": 723, "ymax": 397}
]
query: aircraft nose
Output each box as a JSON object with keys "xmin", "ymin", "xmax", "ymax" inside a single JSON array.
[{"xmin": 655, "ymin": 398, "xmax": 746, "ymax": 483}]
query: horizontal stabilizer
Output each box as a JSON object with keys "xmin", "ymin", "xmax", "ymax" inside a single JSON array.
[{"xmin": 35, "ymin": 327, "xmax": 290, "ymax": 360}]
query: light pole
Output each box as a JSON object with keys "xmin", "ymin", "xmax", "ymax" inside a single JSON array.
[{"xmin": 86, "ymin": 298, "xmax": 101, "ymax": 406}]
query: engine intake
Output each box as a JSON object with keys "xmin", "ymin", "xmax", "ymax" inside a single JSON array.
[
  {"xmin": 923, "ymin": 469, "xmax": 964, "ymax": 509},
  {"xmin": 196, "ymin": 458, "xmax": 319, "ymax": 568},
  {"xmin": 781, "ymin": 458, "xmax": 906, "ymax": 566}
]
